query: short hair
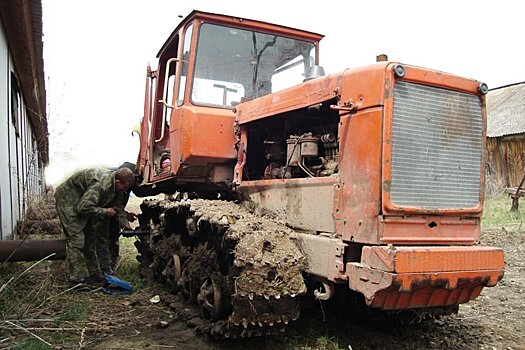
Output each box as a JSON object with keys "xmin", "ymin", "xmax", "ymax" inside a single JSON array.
[
  {"xmin": 119, "ymin": 162, "xmax": 136, "ymax": 173},
  {"xmin": 115, "ymin": 167, "xmax": 135, "ymax": 185}
]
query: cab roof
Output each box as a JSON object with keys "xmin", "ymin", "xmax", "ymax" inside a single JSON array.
[{"xmin": 157, "ymin": 10, "xmax": 324, "ymax": 58}]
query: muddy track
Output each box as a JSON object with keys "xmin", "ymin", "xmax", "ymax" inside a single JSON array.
[{"xmin": 134, "ymin": 198, "xmax": 307, "ymax": 338}]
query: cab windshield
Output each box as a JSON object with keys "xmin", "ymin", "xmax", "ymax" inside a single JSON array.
[{"xmin": 191, "ymin": 23, "xmax": 316, "ymax": 108}]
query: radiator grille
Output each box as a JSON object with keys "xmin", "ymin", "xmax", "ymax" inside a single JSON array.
[{"xmin": 391, "ymin": 81, "xmax": 482, "ymax": 209}]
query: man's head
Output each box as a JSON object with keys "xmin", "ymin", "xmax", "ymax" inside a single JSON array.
[
  {"xmin": 115, "ymin": 167, "xmax": 135, "ymax": 192},
  {"xmin": 119, "ymin": 162, "xmax": 136, "ymax": 173}
]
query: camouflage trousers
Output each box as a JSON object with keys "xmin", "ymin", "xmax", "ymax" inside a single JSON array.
[
  {"xmin": 108, "ymin": 217, "xmax": 121, "ymax": 270},
  {"xmin": 89, "ymin": 218, "xmax": 113, "ymax": 275},
  {"xmin": 56, "ymin": 205, "xmax": 113, "ymax": 281}
]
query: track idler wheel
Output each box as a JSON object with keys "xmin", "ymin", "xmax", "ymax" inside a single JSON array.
[
  {"xmin": 197, "ymin": 277, "xmax": 223, "ymax": 321},
  {"xmin": 162, "ymin": 254, "xmax": 182, "ymax": 292},
  {"xmin": 179, "ymin": 260, "xmax": 199, "ymax": 303}
]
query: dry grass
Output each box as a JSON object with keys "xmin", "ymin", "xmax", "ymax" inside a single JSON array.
[
  {"xmin": 17, "ymin": 197, "xmax": 62, "ymax": 239},
  {"xmin": 0, "ymin": 237, "xmax": 151, "ymax": 350},
  {"xmin": 485, "ymin": 173, "xmax": 506, "ymax": 199},
  {"xmin": 482, "ymin": 194, "xmax": 525, "ymax": 230},
  {"xmin": 0, "ymin": 192, "xmax": 157, "ymax": 349},
  {"xmin": 481, "ymin": 175, "xmax": 524, "ymax": 229}
]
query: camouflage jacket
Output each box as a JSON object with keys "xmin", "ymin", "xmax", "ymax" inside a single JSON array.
[{"xmin": 55, "ymin": 168, "xmax": 128, "ymax": 232}]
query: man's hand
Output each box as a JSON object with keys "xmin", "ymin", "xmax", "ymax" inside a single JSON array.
[
  {"xmin": 106, "ymin": 208, "xmax": 117, "ymax": 218},
  {"xmin": 123, "ymin": 223, "xmax": 132, "ymax": 230},
  {"xmin": 127, "ymin": 212, "xmax": 137, "ymax": 222}
]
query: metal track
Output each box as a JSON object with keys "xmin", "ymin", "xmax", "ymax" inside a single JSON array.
[{"xmin": 134, "ymin": 198, "xmax": 307, "ymax": 338}]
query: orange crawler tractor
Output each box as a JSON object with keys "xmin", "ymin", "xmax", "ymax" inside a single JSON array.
[{"xmin": 132, "ymin": 10, "xmax": 504, "ymax": 337}]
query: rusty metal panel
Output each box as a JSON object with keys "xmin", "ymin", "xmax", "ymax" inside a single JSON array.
[
  {"xmin": 347, "ymin": 244, "xmax": 504, "ymax": 309},
  {"xmin": 177, "ymin": 107, "xmax": 237, "ymax": 164},
  {"xmin": 293, "ymin": 232, "xmax": 345, "ymax": 281},
  {"xmin": 390, "ymin": 82, "xmax": 483, "ymax": 209},
  {"xmin": 370, "ymin": 282, "xmax": 485, "ymax": 309},
  {"xmin": 239, "ymin": 177, "xmax": 337, "ymax": 233},
  {"xmin": 337, "ymin": 108, "xmax": 383, "ymax": 244},
  {"xmin": 347, "ymin": 266, "xmax": 498, "ymax": 309},
  {"xmin": 379, "ymin": 215, "xmax": 480, "ymax": 245},
  {"xmin": 236, "ymin": 63, "xmax": 388, "ymax": 125},
  {"xmin": 360, "ymin": 245, "xmax": 504, "ymax": 274}
]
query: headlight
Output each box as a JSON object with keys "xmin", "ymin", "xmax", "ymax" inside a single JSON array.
[
  {"xmin": 393, "ymin": 64, "xmax": 406, "ymax": 78},
  {"xmin": 478, "ymin": 82, "xmax": 489, "ymax": 95}
]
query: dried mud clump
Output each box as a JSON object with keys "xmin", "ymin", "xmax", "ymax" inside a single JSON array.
[{"xmin": 135, "ymin": 198, "xmax": 307, "ymax": 337}]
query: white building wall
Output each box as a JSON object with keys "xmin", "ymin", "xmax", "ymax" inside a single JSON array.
[
  {"xmin": 0, "ymin": 21, "xmax": 11, "ymax": 240},
  {"xmin": 0, "ymin": 18, "xmax": 46, "ymax": 240},
  {"xmin": 8, "ymin": 69, "xmax": 20, "ymax": 238}
]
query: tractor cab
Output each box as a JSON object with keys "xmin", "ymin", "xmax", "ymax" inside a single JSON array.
[{"xmin": 135, "ymin": 10, "xmax": 323, "ymax": 195}]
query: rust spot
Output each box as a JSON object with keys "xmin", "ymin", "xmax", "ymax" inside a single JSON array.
[
  {"xmin": 383, "ymin": 180, "xmax": 391, "ymax": 192},
  {"xmin": 385, "ymin": 77, "xmax": 392, "ymax": 98}
]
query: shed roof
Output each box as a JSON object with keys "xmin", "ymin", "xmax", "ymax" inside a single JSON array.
[{"xmin": 487, "ymin": 82, "xmax": 525, "ymax": 138}]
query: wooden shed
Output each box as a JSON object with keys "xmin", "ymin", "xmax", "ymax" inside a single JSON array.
[{"xmin": 486, "ymin": 82, "xmax": 525, "ymax": 188}]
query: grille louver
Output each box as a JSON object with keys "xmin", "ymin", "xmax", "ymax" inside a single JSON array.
[{"xmin": 391, "ymin": 82, "xmax": 482, "ymax": 209}]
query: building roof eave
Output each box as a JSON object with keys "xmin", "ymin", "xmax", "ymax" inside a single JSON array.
[{"xmin": 0, "ymin": 0, "xmax": 48, "ymax": 165}]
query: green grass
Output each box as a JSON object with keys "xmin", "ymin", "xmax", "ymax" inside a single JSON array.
[
  {"xmin": 286, "ymin": 334, "xmax": 347, "ymax": 350},
  {"xmin": 0, "ymin": 263, "xmax": 58, "ymax": 349},
  {"xmin": 13, "ymin": 339, "xmax": 52, "ymax": 350},
  {"xmin": 482, "ymin": 194, "xmax": 525, "ymax": 229},
  {"xmin": 49, "ymin": 330, "xmax": 74, "ymax": 344},
  {"xmin": 0, "ymin": 231, "xmax": 145, "ymax": 349},
  {"xmin": 117, "ymin": 237, "xmax": 146, "ymax": 291},
  {"xmin": 283, "ymin": 315, "xmax": 352, "ymax": 350},
  {"xmin": 55, "ymin": 301, "xmax": 91, "ymax": 324},
  {"xmin": 311, "ymin": 335, "xmax": 346, "ymax": 350}
]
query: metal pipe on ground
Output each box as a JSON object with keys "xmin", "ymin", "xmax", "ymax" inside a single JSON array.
[{"xmin": 0, "ymin": 239, "xmax": 66, "ymax": 263}]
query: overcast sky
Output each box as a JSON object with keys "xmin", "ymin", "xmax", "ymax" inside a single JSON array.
[{"xmin": 42, "ymin": 0, "xmax": 525, "ymax": 184}]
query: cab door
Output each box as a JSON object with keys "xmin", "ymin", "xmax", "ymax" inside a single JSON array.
[
  {"xmin": 168, "ymin": 23, "xmax": 193, "ymax": 176},
  {"xmin": 136, "ymin": 64, "xmax": 156, "ymax": 179},
  {"xmin": 148, "ymin": 34, "xmax": 181, "ymax": 181}
]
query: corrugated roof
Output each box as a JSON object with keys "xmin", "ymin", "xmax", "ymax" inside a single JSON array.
[{"xmin": 487, "ymin": 82, "xmax": 525, "ymax": 138}]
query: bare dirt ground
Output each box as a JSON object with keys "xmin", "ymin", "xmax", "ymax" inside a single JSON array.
[{"xmin": 86, "ymin": 197, "xmax": 525, "ymax": 350}]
